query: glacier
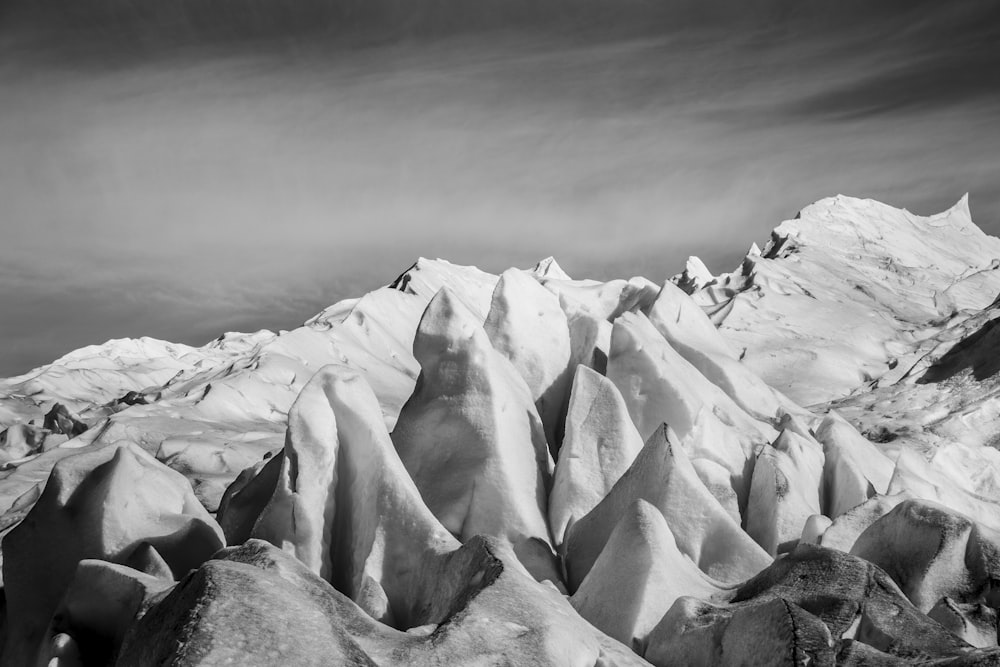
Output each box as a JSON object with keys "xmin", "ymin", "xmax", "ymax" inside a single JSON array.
[{"xmin": 3, "ymin": 195, "xmax": 1000, "ymax": 664}]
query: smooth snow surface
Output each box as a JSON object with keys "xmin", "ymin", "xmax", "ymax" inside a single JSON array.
[{"xmin": 4, "ymin": 195, "xmax": 1000, "ymax": 664}]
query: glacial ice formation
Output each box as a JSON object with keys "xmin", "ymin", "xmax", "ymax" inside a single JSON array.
[{"xmin": 3, "ymin": 195, "xmax": 1000, "ymax": 664}]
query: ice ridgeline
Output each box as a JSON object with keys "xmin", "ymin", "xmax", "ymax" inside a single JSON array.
[{"xmin": 4, "ymin": 195, "xmax": 1000, "ymax": 665}]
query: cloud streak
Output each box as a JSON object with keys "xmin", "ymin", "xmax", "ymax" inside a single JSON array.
[{"xmin": 1, "ymin": 2, "xmax": 998, "ymax": 375}]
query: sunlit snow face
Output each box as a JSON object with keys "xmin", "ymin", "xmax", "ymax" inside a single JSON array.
[{"xmin": 1, "ymin": 0, "xmax": 998, "ymax": 375}]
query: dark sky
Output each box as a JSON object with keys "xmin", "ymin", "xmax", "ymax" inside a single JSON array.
[{"xmin": 1, "ymin": 1, "xmax": 999, "ymax": 376}]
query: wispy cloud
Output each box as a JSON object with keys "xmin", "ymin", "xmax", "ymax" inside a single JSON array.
[{"xmin": 1, "ymin": 2, "xmax": 998, "ymax": 375}]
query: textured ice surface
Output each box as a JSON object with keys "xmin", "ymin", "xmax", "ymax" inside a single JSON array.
[{"xmin": 4, "ymin": 195, "xmax": 1000, "ymax": 665}]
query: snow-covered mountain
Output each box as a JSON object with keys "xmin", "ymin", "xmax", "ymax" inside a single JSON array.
[{"xmin": 3, "ymin": 195, "xmax": 1000, "ymax": 665}]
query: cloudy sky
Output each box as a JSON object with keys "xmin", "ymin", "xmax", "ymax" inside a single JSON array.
[{"xmin": 1, "ymin": 1, "xmax": 998, "ymax": 376}]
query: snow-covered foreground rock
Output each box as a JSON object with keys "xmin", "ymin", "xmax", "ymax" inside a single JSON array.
[{"xmin": 3, "ymin": 195, "xmax": 1000, "ymax": 665}]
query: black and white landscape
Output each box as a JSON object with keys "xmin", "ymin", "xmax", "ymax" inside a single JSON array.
[{"xmin": 3, "ymin": 1, "xmax": 1000, "ymax": 666}]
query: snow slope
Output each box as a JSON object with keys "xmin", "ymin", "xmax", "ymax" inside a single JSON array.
[{"xmin": 683, "ymin": 194, "xmax": 1000, "ymax": 405}]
